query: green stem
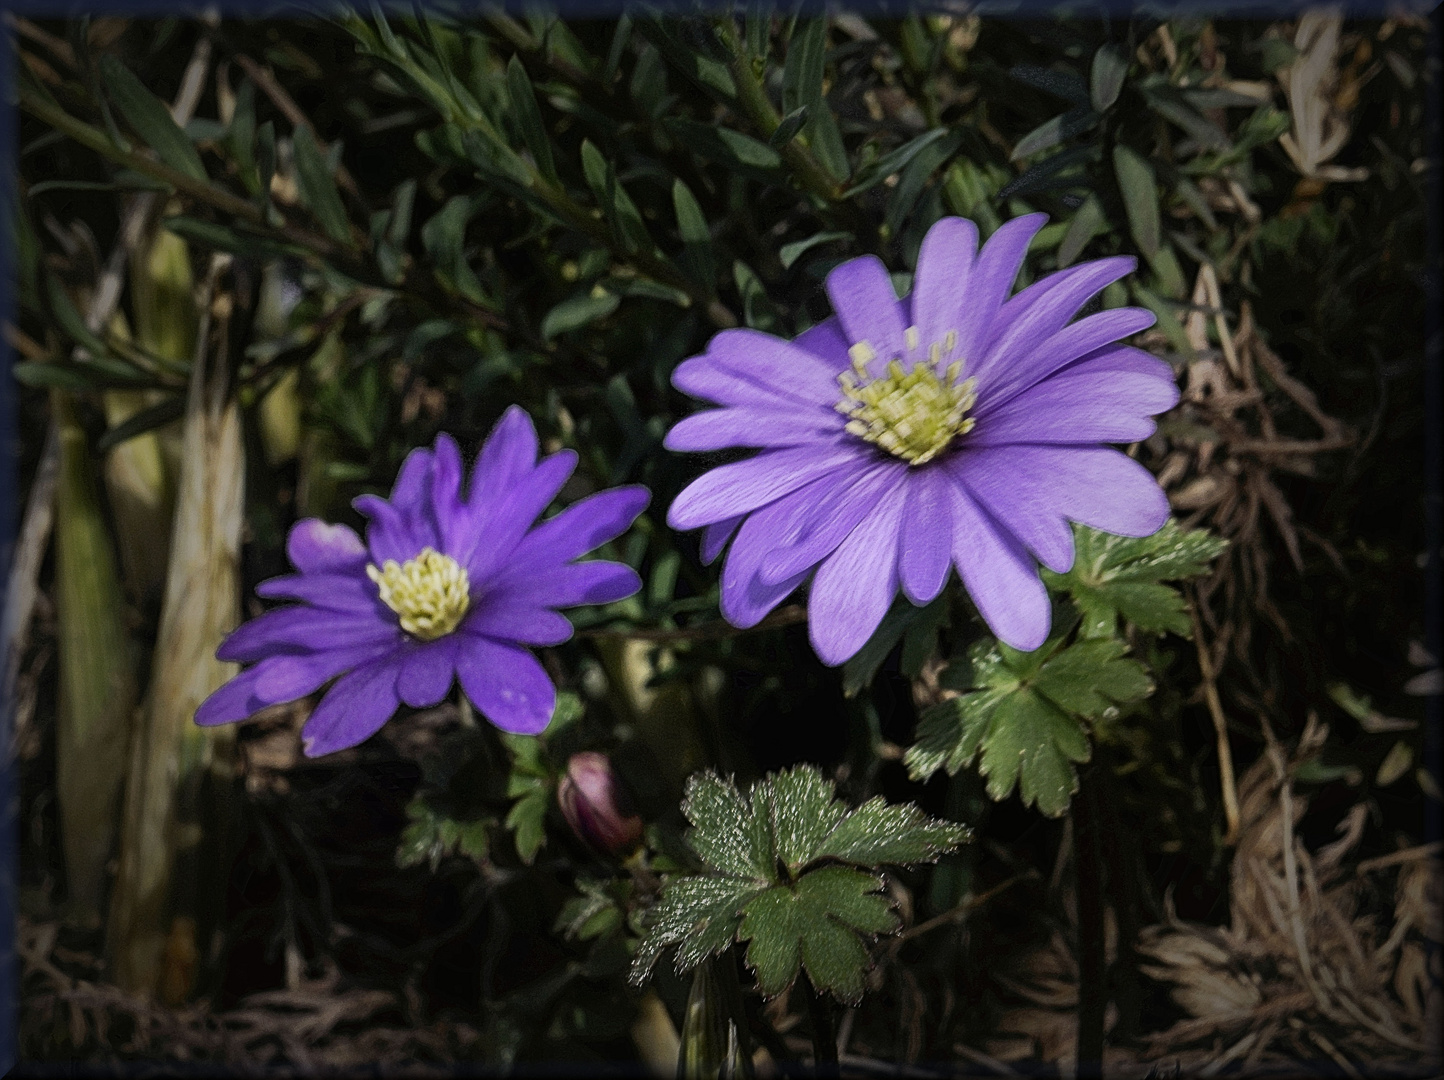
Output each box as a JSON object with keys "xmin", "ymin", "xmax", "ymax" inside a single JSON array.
[
  {"xmin": 1074, "ymin": 769, "xmax": 1107, "ymax": 1078},
  {"xmin": 803, "ymin": 973, "xmax": 839, "ymax": 1078},
  {"xmin": 711, "ymin": 19, "xmax": 845, "ymax": 207},
  {"xmin": 18, "ymin": 85, "xmax": 347, "ymax": 261}
]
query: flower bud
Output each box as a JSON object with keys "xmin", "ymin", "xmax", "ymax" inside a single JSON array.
[{"xmin": 558, "ymin": 752, "xmax": 644, "ymax": 857}]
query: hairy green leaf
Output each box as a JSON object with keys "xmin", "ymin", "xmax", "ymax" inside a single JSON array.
[{"xmin": 1043, "ymin": 521, "xmax": 1228, "ymax": 638}]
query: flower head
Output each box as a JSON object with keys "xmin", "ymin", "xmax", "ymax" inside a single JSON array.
[
  {"xmin": 664, "ymin": 215, "xmax": 1178, "ymax": 663},
  {"xmin": 197, "ymin": 407, "xmax": 648, "ymax": 755},
  {"xmin": 557, "ymin": 751, "xmax": 645, "ymax": 857}
]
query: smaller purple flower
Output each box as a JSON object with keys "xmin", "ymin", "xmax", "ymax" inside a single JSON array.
[
  {"xmin": 197, "ymin": 407, "xmax": 648, "ymax": 756},
  {"xmin": 664, "ymin": 215, "xmax": 1179, "ymax": 663},
  {"xmin": 557, "ymin": 752, "xmax": 645, "ymax": 857}
]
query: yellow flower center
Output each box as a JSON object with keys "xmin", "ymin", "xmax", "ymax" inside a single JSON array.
[
  {"xmin": 835, "ymin": 329, "xmax": 978, "ymax": 466},
  {"xmin": 367, "ymin": 547, "xmax": 470, "ymax": 640}
]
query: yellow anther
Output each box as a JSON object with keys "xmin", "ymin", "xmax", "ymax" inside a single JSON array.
[
  {"xmin": 848, "ymin": 341, "xmax": 877, "ymax": 368},
  {"xmin": 905, "ymin": 325, "xmax": 920, "ymax": 351},
  {"xmin": 835, "ymin": 340, "xmax": 978, "ymax": 466},
  {"xmin": 367, "ymin": 547, "xmax": 470, "ymax": 640}
]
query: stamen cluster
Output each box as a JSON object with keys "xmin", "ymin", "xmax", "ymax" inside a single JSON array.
[
  {"xmin": 368, "ymin": 547, "xmax": 471, "ymax": 640},
  {"xmin": 836, "ymin": 336, "xmax": 978, "ymax": 466}
]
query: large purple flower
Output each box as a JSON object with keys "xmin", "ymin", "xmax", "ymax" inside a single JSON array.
[
  {"xmin": 664, "ymin": 214, "xmax": 1178, "ymax": 663},
  {"xmin": 198, "ymin": 406, "xmax": 648, "ymax": 755}
]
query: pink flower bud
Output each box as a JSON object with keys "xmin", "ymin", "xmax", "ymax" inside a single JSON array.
[{"xmin": 558, "ymin": 752, "xmax": 644, "ymax": 857}]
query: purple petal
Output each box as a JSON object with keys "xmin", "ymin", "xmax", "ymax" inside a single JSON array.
[
  {"xmin": 970, "ymin": 365, "xmax": 1179, "ymax": 447},
  {"xmin": 468, "ymin": 406, "xmax": 539, "ymax": 508},
  {"xmin": 673, "ymin": 356, "xmax": 811, "ymax": 410},
  {"xmin": 255, "ymin": 571, "xmax": 381, "ymax": 612},
  {"xmin": 898, "ymin": 470, "xmax": 952, "ymax": 604},
  {"xmin": 909, "ymin": 217, "xmax": 979, "ymax": 361},
  {"xmin": 825, "ymin": 255, "xmax": 908, "ymax": 372},
  {"xmin": 508, "ymin": 486, "xmax": 650, "ymax": 569},
  {"xmin": 974, "ymin": 256, "xmax": 1136, "ymax": 388},
  {"xmin": 355, "ymin": 491, "xmax": 439, "ymax": 566},
  {"xmin": 489, "ymin": 561, "xmax": 641, "ymax": 609},
  {"xmin": 397, "ymin": 636, "xmax": 458, "ymax": 709},
  {"xmin": 719, "ymin": 508, "xmax": 813, "ymax": 628},
  {"xmin": 1002, "ymin": 446, "xmax": 1171, "ymax": 537},
  {"xmin": 300, "ymin": 659, "xmax": 403, "ymax": 757},
  {"xmin": 1051, "ymin": 342, "xmax": 1176, "ymax": 383},
  {"xmin": 791, "ymin": 317, "xmax": 852, "ymax": 369},
  {"xmin": 703, "ymin": 328, "xmax": 849, "ymax": 408},
  {"xmin": 195, "ymin": 663, "xmax": 271, "ymax": 726},
  {"xmin": 942, "ymin": 477, "xmax": 1051, "ymax": 652},
  {"xmin": 251, "ymin": 640, "xmax": 401, "ymax": 704},
  {"xmin": 457, "ymin": 637, "xmax": 557, "ymax": 735},
  {"xmin": 954, "ymin": 213, "xmax": 1047, "ymax": 367},
  {"xmin": 286, "ymin": 519, "xmax": 367, "ymax": 575},
  {"xmin": 664, "ymin": 406, "xmax": 842, "ymax": 452},
  {"xmin": 758, "ymin": 462, "xmax": 906, "ymax": 585},
  {"xmin": 430, "ymin": 433, "xmax": 467, "ymax": 554},
  {"xmin": 947, "ymin": 450, "xmax": 1076, "ymax": 573},
  {"xmin": 464, "ymin": 450, "xmax": 578, "ymax": 580},
  {"xmin": 668, "ymin": 441, "xmax": 866, "ymax": 531},
  {"xmin": 807, "ymin": 483, "xmax": 907, "ymax": 666},
  {"xmin": 463, "ymin": 603, "xmax": 575, "ymax": 646},
  {"xmin": 979, "ymin": 308, "xmax": 1157, "ymax": 410},
  {"xmin": 700, "ymin": 516, "xmax": 743, "ymax": 565},
  {"xmin": 389, "ymin": 446, "xmax": 435, "ymax": 516},
  {"xmin": 217, "ymin": 606, "xmax": 402, "ymax": 662}
]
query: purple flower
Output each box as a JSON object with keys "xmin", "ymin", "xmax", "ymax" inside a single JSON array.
[
  {"xmin": 664, "ymin": 215, "xmax": 1178, "ymax": 663},
  {"xmin": 557, "ymin": 751, "xmax": 645, "ymax": 857},
  {"xmin": 197, "ymin": 407, "xmax": 648, "ymax": 756}
]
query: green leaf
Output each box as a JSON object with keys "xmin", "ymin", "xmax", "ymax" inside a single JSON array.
[
  {"xmin": 1030, "ymin": 638, "xmax": 1153, "ymax": 718},
  {"xmin": 731, "ymin": 261, "xmax": 779, "ymax": 333},
  {"xmin": 162, "ymin": 215, "xmax": 299, "ymax": 260},
  {"xmin": 13, "ymin": 362, "xmax": 93, "ymax": 392},
  {"xmin": 979, "ymin": 690, "xmax": 1090, "ymax": 817},
  {"xmin": 1042, "ymin": 520, "xmax": 1228, "ymax": 638},
  {"xmin": 579, "ymin": 139, "xmax": 652, "ymax": 254},
  {"xmin": 842, "ymin": 595, "xmax": 942, "ymax": 697},
  {"xmin": 397, "ymin": 796, "xmax": 493, "ymax": 871},
  {"xmin": 632, "ymin": 767, "xmax": 967, "ymax": 993},
  {"xmin": 506, "ymin": 55, "xmax": 557, "ymax": 182},
  {"xmin": 672, "ymin": 178, "xmax": 714, "ymax": 287},
  {"xmin": 769, "ymin": 106, "xmax": 809, "ymax": 148},
  {"xmin": 1090, "ymin": 44, "xmax": 1129, "ymax": 112},
  {"xmin": 505, "ymin": 782, "xmax": 549, "ymax": 865},
  {"xmin": 1143, "ymin": 88, "xmax": 1232, "ymax": 151},
  {"xmin": 1010, "ymin": 107, "xmax": 1099, "ymax": 162},
  {"xmin": 782, "ymin": 18, "xmax": 848, "ymax": 179},
  {"xmin": 541, "ymin": 288, "xmax": 620, "ymax": 339},
  {"xmin": 1113, "ymin": 145, "xmax": 1161, "ymax": 260},
  {"xmin": 97, "ymin": 396, "xmax": 185, "ymax": 451},
  {"xmin": 739, "ymin": 866, "xmax": 896, "ymax": 1002},
  {"xmin": 778, "ymin": 231, "xmax": 849, "ymax": 270},
  {"xmin": 841, "ymin": 129, "xmax": 950, "ymax": 198},
  {"xmin": 681, "ymin": 772, "xmax": 774, "ymax": 880},
  {"xmin": 98, "ymin": 54, "xmax": 207, "ymax": 181},
  {"xmin": 292, "ymin": 123, "xmax": 351, "ymax": 244},
  {"xmin": 1057, "ymin": 194, "xmax": 1107, "ymax": 268},
  {"xmin": 1010, "ymin": 64, "xmax": 1090, "ymax": 107}
]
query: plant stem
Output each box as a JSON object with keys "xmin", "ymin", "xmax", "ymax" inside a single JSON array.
[
  {"xmin": 803, "ymin": 974, "xmax": 839, "ymax": 1078},
  {"xmin": 1074, "ymin": 769, "xmax": 1107, "ymax": 1078}
]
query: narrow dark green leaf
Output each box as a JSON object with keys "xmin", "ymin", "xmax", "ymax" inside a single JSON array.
[
  {"xmin": 841, "ymin": 128, "xmax": 950, "ymax": 198},
  {"xmin": 13, "ymin": 362, "xmax": 93, "ymax": 392},
  {"xmin": 778, "ymin": 231, "xmax": 850, "ymax": 270},
  {"xmin": 542, "ymin": 289, "xmax": 619, "ymax": 339},
  {"xmin": 292, "ymin": 123, "xmax": 351, "ymax": 244},
  {"xmin": 1057, "ymin": 194, "xmax": 1107, "ymax": 268},
  {"xmin": 1010, "ymin": 64, "xmax": 1090, "ymax": 106},
  {"xmin": 1143, "ymin": 89, "xmax": 1232, "ymax": 151},
  {"xmin": 98, "ymin": 53, "xmax": 207, "ymax": 181},
  {"xmin": 769, "ymin": 106, "xmax": 809, "ymax": 148},
  {"xmin": 97, "ymin": 396, "xmax": 185, "ymax": 451},
  {"xmin": 506, "ymin": 55, "xmax": 557, "ymax": 182},
  {"xmin": 731, "ymin": 261, "xmax": 779, "ymax": 333},
  {"xmin": 998, "ymin": 142, "xmax": 1098, "ymax": 200},
  {"xmin": 1113, "ymin": 145, "xmax": 1161, "ymax": 260},
  {"xmin": 1090, "ymin": 44, "xmax": 1129, "ymax": 112},
  {"xmin": 256, "ymin": 121, "xmax": 276, "ymax": 208},
  {"xmin": 162, "ymin": 215, "xmax": 298, "ymax": 259},
  {"xmin": 672, "ymin": 178, "xmax": 714, "ymax": 287},
  {"xmin": 1010, "ymin": 106, "xmax": 1099, "ymax": 162}
]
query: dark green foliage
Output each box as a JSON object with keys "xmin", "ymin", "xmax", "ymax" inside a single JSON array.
[{"xmin": 631, "ymin": 767, "xmax": 968, "ymax": 1001}]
